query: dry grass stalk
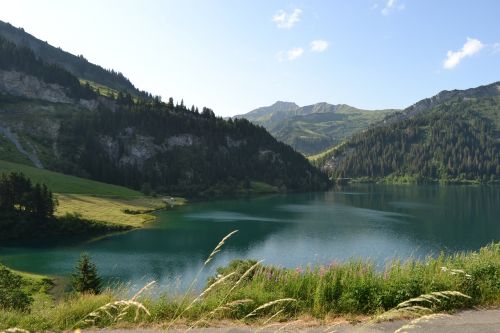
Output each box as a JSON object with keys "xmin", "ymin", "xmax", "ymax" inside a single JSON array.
[
  {"xmin": 228, "ymin": 260, "xmax": 264, "ymax": 294},
  {"xmin": 396, "ymin": 291, "xmax": 470, "ymax": 309},
  {"xmin": 204, "ymin": 230, "xmax": 239, "ymax": 265},
  {"xmin": 131, "ymin": 280, "xmax": 156, "ymax": 301},
  {"xmin": 166, "ymin": 230, "xmax": 239, "ymax": 331},
  {"xmin": 77, "ymin": 281, "xmax": 155, "ymax": 327},
  {"xmin": 244, "ymin": 298, "xmax": 296, "ymax": 319},
  {"xmin": 184, "ymin": 299, "xmax": 255, "ymax": 332},
  {"xmin": 253, "ymin": 309, "xmax": 285, "ymax": 332},
  {"xmin": 393, "ymin": 313, "xmax": 451, "ymax": 333},
  {"xmin": 81, "ymin": 299, "xmax": 150, "ymax": 326},
  {"xmin": 373, "ymin": 290, "xmax": 470, "ymax": 330},
  {"xmin": 0, "ymin": 329, "xmax": 31, "ymax": 333},
  {"xmin": 185, "ymin": 272, "xmax": 236, "ymax": 310},
  {"xmin": 272, "ymin": 319, "xmax": 302, "ymax": 333}
]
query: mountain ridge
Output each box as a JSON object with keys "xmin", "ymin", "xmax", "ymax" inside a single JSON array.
[{"xmin": 237, "ymin": 101, "xmax": 397, "ymax": 155}]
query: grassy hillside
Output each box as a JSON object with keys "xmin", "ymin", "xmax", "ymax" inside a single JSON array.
[
  {"xmin": 239, "ymin": 102, "xmax": 396, "ymax": 155},
  {"xmin": 0, "ymin": 160, "xmax": 141, "ymax": 196},
  {"xmin": 0, "ymin": 160, "xmax": 172, "ymax": 227}
]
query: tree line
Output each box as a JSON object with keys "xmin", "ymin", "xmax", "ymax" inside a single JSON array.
[
  {"xmin": 0, "ymin": 172, "xmax": 56, "ymax": 219},
  {"xmin": 0, "ymin": 36, "xmax": 95, "ymax": 99}
]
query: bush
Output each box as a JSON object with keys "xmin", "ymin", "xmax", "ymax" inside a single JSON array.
[{"xmin": 0, "ymin": 265, "xmax": 33, "ymax": 312}]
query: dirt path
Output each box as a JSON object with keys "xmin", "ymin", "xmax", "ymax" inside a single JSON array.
[{"xmin": 84, "ymin": 308, "xmax": 500, "ymax": 333}]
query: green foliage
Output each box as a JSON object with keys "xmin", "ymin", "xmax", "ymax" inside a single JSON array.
[
  {"xmin": 0, "ymin": 243, "xmax": 499, "ymax": 330},
  {"xmin": 0, "ymin": 209, "xmax": 131, "ymax": 243},
  {"xmin": 55, "ymin": 102, "xmax": 329, "ymax": 196},
  {"xmin": 204, "ymin": 243, "xmax": 499, "ymax": 317},
  {"xmin": 0, "ymin": 20, "xmax": 149, "ymax": 99},
  {"xmin": 0, "ymin": 160, "xmax": 142, "ymax": 197},
  {"xmin": 0, "ymin": 170, "xmax": 131, "ymax": 242},
  {"xmin": 0, "ymin": 36, "xmax": 95, "ymax": 99},
  {"xmin": 241, "ymin": 102, "xmax": 395, "ymax": 155},
  {"xmin": 0, "ymin": 265, "xmax": 33, "ymax": 312},
  {"xmin": 72, "ymin": 254, "xmax": 102, "ymax": 295},
  {"xmin": 319, "ymin": 97, "xmax": 500, "ymax": 183},
  {"xmin": 0, "ymin": 25, "xmax": 329, "ymax": 196},
  {"xmin": 0, "ymin": 172, "xmax": 56, "ymax": 219}
]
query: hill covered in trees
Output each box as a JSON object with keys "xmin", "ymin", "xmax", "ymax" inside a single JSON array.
[
  {"xmin": 317, "ymin": 82, "xmax": 500, "ymax": 184},
  {"xmin": 0, "ymin": 26, "xmax": 328, "ymax": 196},
  {"xmin": 0, "ymin": 20, "xmax": 149, "ymax": 99},
  {"xmin": 237, "ymin": 101, "xmax": 396, "ymax": 155}
]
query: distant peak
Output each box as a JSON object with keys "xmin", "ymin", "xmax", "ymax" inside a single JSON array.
[{"xmin": 271, "ymin": 101, "xmax": 300, "ymax": 107}]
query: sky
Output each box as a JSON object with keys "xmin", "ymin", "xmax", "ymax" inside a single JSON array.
[{"xmin": 1, "ymin": 0, "xmax": 500, "ymax": 116}]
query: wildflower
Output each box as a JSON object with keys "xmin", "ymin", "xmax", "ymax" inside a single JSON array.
[
  {"xmin": 295, "ymin": 266, "xmax": 303, "ymax": 274},
  {"xmin": 329, "ymin": 260, "xmax": 339, "ymax": 268},
  {"xmin": 319, "ymin": 266, "xmax": 326, "ymax": 278}
]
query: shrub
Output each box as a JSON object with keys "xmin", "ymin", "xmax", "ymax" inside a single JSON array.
[{"xmin": 0, "ymin": 265, "xmax": 33, "ymax": 312}]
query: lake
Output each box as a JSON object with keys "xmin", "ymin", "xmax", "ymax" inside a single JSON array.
[{"xmin": 1, "ymin": 184, "xmax": 499, "ymax": 293}]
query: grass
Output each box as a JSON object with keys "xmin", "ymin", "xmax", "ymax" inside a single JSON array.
[
  {"xmin": 0, "ymin": 160, "xmax": 141, "ymax": 197},
  {"xmin": 0, "ymin": 160, "xmax": 188, "ymax": 227},
  {"xmin": 5, "ymin": 267, "xmax": 53, "ymax": 296},
  {"xmin": 249, "ymin": 181, "xmax": 279, "ymax": 194},
  {"xmin": 308, "ymin": 142, "xmax": 346, "ymax": 162},
  {"xmin": 1, "ymin": 238, "xmax": 498, "ymax": 332},
  {"xmin": 55, "ymin": 194, "xmax": 168, "ymax": 227}
]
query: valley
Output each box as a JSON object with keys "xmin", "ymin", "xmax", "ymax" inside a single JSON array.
[{"xmin": 0, "ymin": 10, "xmax": 499, "ymax": 333}]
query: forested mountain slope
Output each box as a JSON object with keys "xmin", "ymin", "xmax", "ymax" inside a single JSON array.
[
  {"xmin": 237, "ymin": 101, "xmax": 395, "ymax": 155},
  {"xmin": 317, "ymin": 83, "xmax": 500, "ymax": 183},
  {"xmin": 0, "ymin": 32, "xmax": 328, "ymax": 196},
  {"xmin": 0, "ymin": 20, "xmax": 148, "ymax": 98}
]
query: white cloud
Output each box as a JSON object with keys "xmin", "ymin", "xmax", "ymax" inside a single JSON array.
[
  {"xmin": 381, "ymin": 0, "xmax": 405, "ymax": 15},
  {"xmin": 310, "ymin": 40, "xmax": 329, "ymax": 53},
  {"xmin": 277, "ymin": 47, "xmax": 304, "ymax": 61},
  {"xmin": 272, "ymin": 8, "xmax": 302, "ymax": 29},
  {"xmin": 443, "ymin": 38, "xmax": 484, "ymax": 69}
]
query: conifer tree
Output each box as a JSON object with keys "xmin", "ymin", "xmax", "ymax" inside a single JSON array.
[{"xmin": 71, "ymin": 253, "xmax": 102, "ymax": 294}]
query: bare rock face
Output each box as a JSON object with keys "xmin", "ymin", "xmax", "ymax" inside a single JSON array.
[
  {"xmin": 166, "ymin": 134, "xmax": 199, "ymax": 148},
  {"xmin": 225, "ymin": 136, "xmax": 246, "ymax": 148},
  {"xmin": 98, "ymin": 132, "xmax": 203, "ymax": 169},
  {"xmin": 0, "ymin": 70, "xmax": 72, "ymax": 103}
]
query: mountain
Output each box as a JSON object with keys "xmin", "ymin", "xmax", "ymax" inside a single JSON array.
[
  {"xmin": 316, "ymin": 82, "xmax": 500, "ymax": 183},
  {"xmin": 237, "ymin": 101, "xmax": 396, "ymax": 155},
  {"xmin": 0, "ymin": 20, "xmax": 149, "ymax": 99},
  {"xmin": 0, "ymin": 29, "xmax": 329, "ymax": 196}
]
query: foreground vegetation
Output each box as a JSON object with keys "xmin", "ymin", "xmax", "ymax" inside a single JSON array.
[
  {"xmin": 1, "ymin": 238, "xmax": 498, "ymax": 331},
  {"xmin": 0, "ymin": 160, "xmax": 142, "ymax": 196}
]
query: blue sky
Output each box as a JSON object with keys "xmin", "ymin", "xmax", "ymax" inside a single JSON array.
[{"xmin": 1, "ymin": 0, "xmax": 499, "ymax": 116}]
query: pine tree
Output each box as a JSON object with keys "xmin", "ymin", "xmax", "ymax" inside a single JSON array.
[{"xmin": 71, "ymin": 253, "xmax": 102, "ymax": 294}]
